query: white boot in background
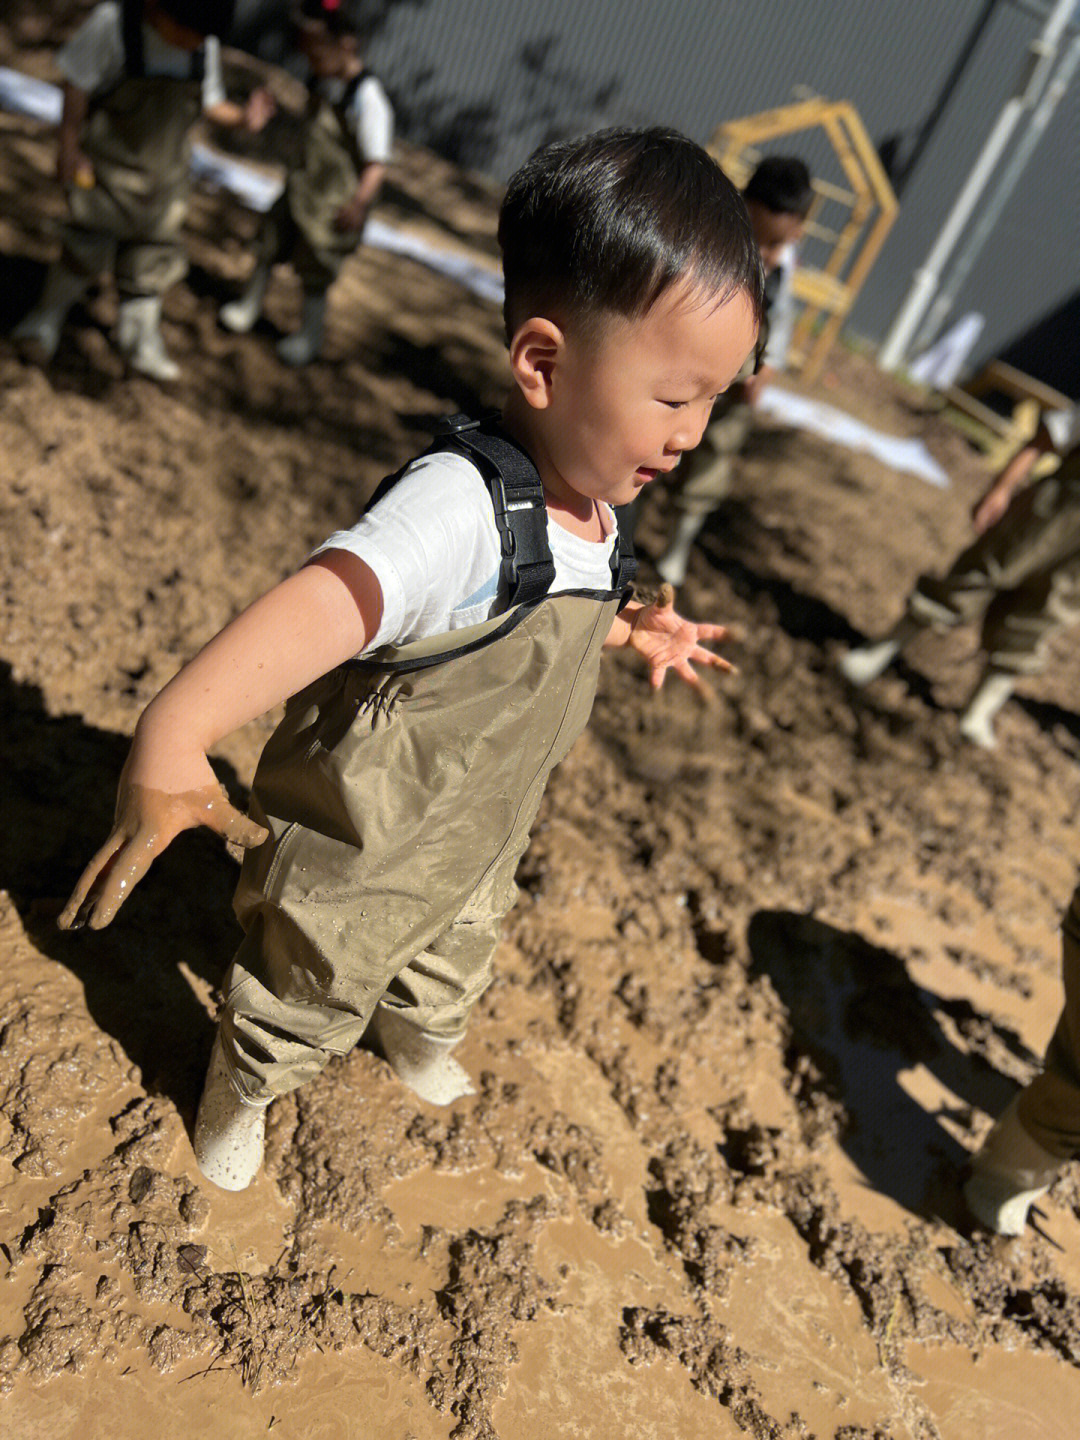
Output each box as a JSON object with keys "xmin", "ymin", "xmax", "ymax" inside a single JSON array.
[
  {"xmin": 219, "ymin": 263, "xmax": 269, "ymax": 334},
  {"xmin": 276, "ymin": 291, "xmax": 326, "ymax": 366},
  {"xmin": 655, "ymin": 512, "xmax": 706, "ymax": 587},
  {"xmin": 839, "ymin": 615, "xmax": 920, "ymax": 687},
  {"xmin": 962, "ymin": 1095, "xmax": 1066, "ymax": 1235},
  {"xmin": 11, "ymin": 263, "xmax": 89, "ymax": 363},
  {"xmin": 367, "ymin": 1003, "xmax": 476, "ymax": 1106},
  {"xmin": 958, "ymin": 669, "xmax": 1015, "ymax": 749},
  {"xmin": 192, "ymin": 1032, "xmax": 269, "ymax": 1191},
  {"xmin": 117, "ymin": 294, "xmax": 181, "ymax": 381}
]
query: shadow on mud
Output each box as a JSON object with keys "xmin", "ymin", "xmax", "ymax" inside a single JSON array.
[
  {"xmin": 0, "ymin": 663, "xmax": 248, "ymax": 1117},
  {"xmin": 747, "ymin": 909, "xmax": 1035, "ymax": 1222}
]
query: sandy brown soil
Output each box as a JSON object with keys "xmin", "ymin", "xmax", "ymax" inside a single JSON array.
[{"xmin": 3, "ymin": 17, "xmax": 1080, "ymax": 1439}]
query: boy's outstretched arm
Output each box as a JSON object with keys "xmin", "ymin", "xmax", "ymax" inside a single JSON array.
[
  {"xmin": 58, "ymin": 552, "xmax": 381, "ymax": 931},
  {"xmin": 605, "ymin": 582, "xmax": 735, "ymax": 691}
]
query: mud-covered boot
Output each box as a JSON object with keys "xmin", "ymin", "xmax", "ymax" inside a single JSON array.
[
  {"xmin": 192, "ymin": 1032, "xmax": 269, "ymax": 1191},
  {"xmin": 276, "ymin": 291, "xmax": 326, "ymax": 366},
  {"xmin": 655, "ymin": 512, "xmax": 705, "ymax": 587},
  {"xmin": 958, "ymin": 669, "xmax": 1015, "ymax": 749},
  {"xmin": 117, "ymin": 294, "xmax": 181, "ymax": 381},
  {"xmin": 219, "ymin": 263, "xmax": 269, "ymax": 334},
  {"xmin": 962, "ymin": 1096, "xmax": 1066, "ymax": 1236},
  {"xmin": 839, "ymin": 615, "xmax": 920, "ymax": 687},
  {"xmin": 367, "ymin": 1004, "xmax": 476, "ymax": 1105},
  {"xmin": 11, "ymin": 263, "xmax": 89, "ymax": 363}
]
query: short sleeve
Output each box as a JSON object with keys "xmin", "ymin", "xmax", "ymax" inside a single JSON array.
[
  {"xmin": 1045, "ymin": 404, "xmax": 1080, "ymax": 455},
  {"xmin": 57, "ymin": 2, "xmax": 125, "ymax": 94},
  {"xmin": 351, "ymin": 75, "xmax": 394, "ymax": 165}
]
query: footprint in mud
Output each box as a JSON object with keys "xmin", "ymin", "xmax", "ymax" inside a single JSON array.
[{"xmin": 747, "ymin": 910, "xmax": 1035, "ymax": 1220}]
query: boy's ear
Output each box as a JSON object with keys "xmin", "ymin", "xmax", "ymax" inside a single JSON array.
[{"xmin": 508, "ymin": 317, "xmax": 564, "ymax": 410}]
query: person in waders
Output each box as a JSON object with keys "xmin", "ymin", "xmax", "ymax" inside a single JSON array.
[
  {"xmin": 59, "ymin": 127, "xmax": 763, "ymax": 1191},
  {"xmin": 218, "ymin": 0, "xmax": 394, "ymax": 365},
  {"xmin": 13, "ymin": 0, "xmax": 273, "ymax": 380}
]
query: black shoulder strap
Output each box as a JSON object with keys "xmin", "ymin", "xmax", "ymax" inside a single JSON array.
[
  {"xmin": 121, "ymin": 0, "xmax": 145, "ymax": 78},
  {"xmin": 435, "ymin": 414, "xmax": 556, "ymax": 607}
]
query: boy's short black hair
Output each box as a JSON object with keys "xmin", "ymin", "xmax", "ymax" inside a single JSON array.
[
  {"xmin": 498, "ymin": 127, "xmax": 765, "ymax": 341},
  {"xmin": 295, "ymin": 0, "xmax": 363, "ymax": 38},
  {"xmin": 742, "ymin": 156, "xmax": 813, "ymax": 219},
  {"xmin": 157, "ymin": 0, "xmax": 236, "ymax": 38}
]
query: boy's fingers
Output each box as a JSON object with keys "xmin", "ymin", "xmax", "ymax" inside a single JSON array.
[
  {"xmin": 655, "ymin": 582, "xmax": 676, "ymax": 610},
  {"xmin": 215, "ymin": 806, "xmax": 269, "ymax": 849},
  {"xmin": 58, "ymin": 830, "xmax": 128, "ymax": 928}
]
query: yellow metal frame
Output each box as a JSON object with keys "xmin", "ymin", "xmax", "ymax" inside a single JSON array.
[{"xmin": 709, "ymin": 98, "xmax": 899, "ymax": 382}]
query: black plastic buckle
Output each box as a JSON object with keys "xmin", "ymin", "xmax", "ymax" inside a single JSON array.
[{"xmin": 433, "ymin": 410, "xmax": 500, "ymax": 436}]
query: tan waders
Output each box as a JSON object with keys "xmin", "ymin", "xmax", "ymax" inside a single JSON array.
[{"xmin": 217, "ymin": 591, "xmax": 619, "ymax": 1109}]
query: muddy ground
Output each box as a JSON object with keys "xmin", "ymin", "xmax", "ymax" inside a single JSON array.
[{"xmin": 3, "ymin": 16, "xmax": 1080, "ymax": 1440}]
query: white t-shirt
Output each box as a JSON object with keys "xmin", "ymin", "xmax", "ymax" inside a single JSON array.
[
  {"xmin": 311, "ymin": 449, "xmax": 619, "ymax": 655},
  {"xmin": 57, "ymin": 2, "xmax": 225, "ymax": 108},
  {"xmin": 1046, "ymin": 403, "xmax": 1080, "ymax": 455},
  {"xmin": 315, "ymin": 72, "xmax": 394, "ymax": 165}
]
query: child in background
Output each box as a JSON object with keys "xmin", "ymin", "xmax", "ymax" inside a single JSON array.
[
  {"xmin": 964, "ymin": 880, "xmax": 1080, "ymax": 1235},
  {"xmin": 654, "ymin": 156, "xmax": 812, "ymax": 586},
  {"xmin": 218, "ymin": 0, "xmax": 394, "ymax": 365},
  {"xmin": 59, "ymin": 127, "xmax": 762, "ymax": 1193},
  {"xmin": 13, "ymin": 0, "xmax": 272, "ymax": 381},
  {"xmin": 840, "ymin": 402, "xmax": 1080, "ymax": 748}
]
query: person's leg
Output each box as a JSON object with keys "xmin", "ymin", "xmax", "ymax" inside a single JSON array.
[
  {"xmin": 114, "ymin": 223, "xmax": 188, "ymax": 381},
  {"xmin": 655, "ymin": 402, "xmax": 752, "ymax": 586},
  {"xmin": 11, "ymin": 260, "xmax": 94, "ymax": 362},
  {"xmin": 964, "ymin": 884, "xmax": 1080, "ymax": 1233},
  {"xmin": 276, "ymin": 233, "xmax": 336, "ymax": 366},
  {"xmin": 219, "ymin": 199, "xmax": 288, "ymax": 333}
]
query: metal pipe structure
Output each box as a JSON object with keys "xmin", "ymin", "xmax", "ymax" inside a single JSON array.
[
  {"xmin": 910, "ymin": 18, "xmax": 1080, "ymax": 355},
  {"xmin": 878, "ymin": 0, "xmax": 1076, "ymax": 372}
]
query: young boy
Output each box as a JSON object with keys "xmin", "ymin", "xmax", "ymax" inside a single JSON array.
[
  {"xmin": 218, "ymin": 0, "xmax": 394, "ymax": 365},
  {"xmin": 58, "ymin": 127, "xmax": 763, "ymax": 1191},
  {"xmin": 13, "ymin": 0, "xmax": 273, "ymax": 381},
  {"xmin": 840, "ymin": 401, "xmax": 1080, "ymax": 748},
  {"xmin": 654, "ymin": 155, "xmax": 812, "ymax": 586},
  {"xmin": 964, "ymin": 879, "xmax": 1080, "ymax": 1235}
]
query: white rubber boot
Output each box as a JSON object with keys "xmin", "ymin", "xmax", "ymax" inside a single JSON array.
[
  {"xmin": 192, "ymin": 1032, "xmax": 269, "ymax": 1191},
  {"xmin": 276, "ymin": 291, "xmax": 326, "ymax": 366},
  {"xmin": 839, "ymin": 616, "xmax": 920, "ymax": 687},
  {"xmin": 11, "ymin": 263, "xmax": 89, "ymax": 363},
  {"xmin": 367, "ymin": 1004, "xmax": 476, "ymax": 1106},
  {"xmin": 958, "ymin": 669, "xmax": 1015, "ymax": 749},
  {"xmin": 963, "ymin": 1096, "xmax": 1065, "ymax": 1236},
  {"xmin": 116, "ymin": 294, "xmax": 181, "ymax": 381},
  {"xmin": 219, "ymin": 263, "xmax": 269, "ymax": 334},
  {"xmin": 655, "ymin": 512, "xmax": 706, "ymax": 587}
]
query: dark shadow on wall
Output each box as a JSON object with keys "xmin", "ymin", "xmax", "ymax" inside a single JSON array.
[
  {"xmin": 1, "ymin": 663, "xmax": 251, "ymax": 1118},
  {"xmin": 746, "ymin": 909, "xmax": 1033, "ymax": 1222},
  {"xmin": 996, "ymin": 289, "xmax": 1080, "ymax": 401}
]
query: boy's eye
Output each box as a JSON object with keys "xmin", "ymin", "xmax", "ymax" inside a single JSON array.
[{"xmin": 661, "ymin": 400, "xmax": 689, "ymax": 409}]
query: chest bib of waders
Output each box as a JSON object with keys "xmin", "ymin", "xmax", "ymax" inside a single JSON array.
[
  {"xmin": 287, "ymin": 74, "xmax": 369, "ymax": 254},
  {"xmin": 81, "ymin": 4, "xmax": 203, "ymax": 206},
  {"xmin": 230, "ymin": 417, "xmax": 636, "ymax": 1033}
]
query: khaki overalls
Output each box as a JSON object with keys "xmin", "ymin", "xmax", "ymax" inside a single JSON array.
[
  {"xmin": 63, "ymin": 33, "xmax": 203, "ymax": 297},
  {"xmin": 258, "ymin": 79, "xmax": 373, "ymax": 294},
  {"xmin": 1018, "ymin": 882, "xmax": 1080, "ymax": 1158},
  {"xmin": 219, "ymin": 591, "xmax": 620, "ymax": 1101},
  {"xmin": 907, "ymin": 445, "xmax": 1080, "ymax": 676}
]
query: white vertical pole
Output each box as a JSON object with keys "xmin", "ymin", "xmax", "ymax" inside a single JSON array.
[{"xmin": 878, "ymin": 0, "xmax": 1076, "ymax": 372}]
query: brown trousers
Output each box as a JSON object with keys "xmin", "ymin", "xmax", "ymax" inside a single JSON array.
[
  {"xmin": 907, "ymin": 465, "xmax": 1080, "ymax": 677},
  {"xmin": 1018, "ymin": 883, "xmax": 1080, "ymax": 1158},
  {"xmin": 219, "ymin": 593, "xmax": 618, "ymax": 1101}
]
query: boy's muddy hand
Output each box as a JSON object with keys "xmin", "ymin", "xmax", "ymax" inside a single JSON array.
[
  {"xmin": 631, "ymin": 582, "xmax": 737, "ymax": 691},
  {"xmin": 58, "ymin": 781, "xmax": 268, "ymax": 932}
]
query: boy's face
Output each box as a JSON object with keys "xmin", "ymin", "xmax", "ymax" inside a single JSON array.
[
  {"xmin": 745, "ymin": 201, "xmax": 805, "ymax": 274},
  {"xmin": 298, "ymin": 21, "xmax": 358, "ymax": 76},
  {"xmin": 524, "ymin": 279, "xmax": 759, "ymax": 510}
]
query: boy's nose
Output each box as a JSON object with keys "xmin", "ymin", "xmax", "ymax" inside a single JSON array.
[{"xmin": 672, "ymin": 407, "xmax": 711, "ymax": 452}]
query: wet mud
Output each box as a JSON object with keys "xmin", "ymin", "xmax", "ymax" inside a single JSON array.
[{"xmin": 3, "ymin": 11, "xmax": 1080, "ymax": 1437}]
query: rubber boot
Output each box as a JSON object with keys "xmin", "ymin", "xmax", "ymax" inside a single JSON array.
[
  {"xmin": 367, "ymin": 1004, "xmax": 476, "ymax": 1106},
  {"xmin": 276, "ymin": 291, "xmax": 326, "ymax": 366},
  {"xmin": 962, "ymin": 1095, "xmax": 1066, "ymax": 1236},
  {"xmin": 839, "ymin": 615, "xmax": 921, "ymax": 688},
  {"xmin": 192, "ymin": 1031, "xmax": 269, "ymax": 1191},
  {"xmin": 219, "ymin": 263, "xmax": 269, "ymax": 334},
  {"xmin": 116, "ymin": 294, "xmax": 181, "ymax": 381},
  {"xmin": 11, "ymin": 263, "xmax": 89, "ymax": 363},
  {"xmin": 655, "ymin": 511, "xmax": 706, "ymax": 587},
  {"xmin": 958, "ymin": 668, "xmax": 1015, "ymax": 749}
]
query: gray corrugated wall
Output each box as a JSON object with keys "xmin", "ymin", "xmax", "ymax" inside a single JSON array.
[{"xmin": 366, "ymin": 0, "xmax": 1078, "ymax": 390}]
